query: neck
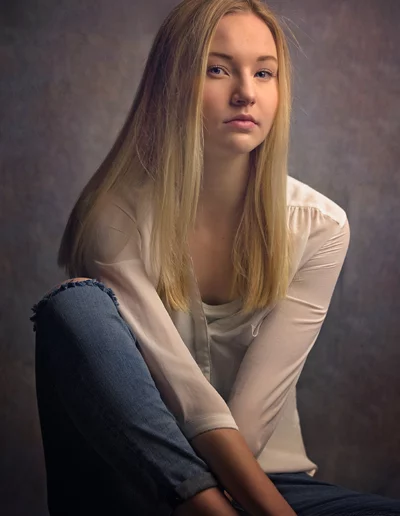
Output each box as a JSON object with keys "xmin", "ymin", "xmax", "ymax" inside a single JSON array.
[{"xmin": 196, "ymin": 152, "xmax": 250, "ymax": 229}]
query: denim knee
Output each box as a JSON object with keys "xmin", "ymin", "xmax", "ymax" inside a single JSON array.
[
  {"xmin": 30, "ymin": 278, "xmax": 119, "ymax": 332},
  {"xmin": 31, "ymin": 278, "xmax": 223, "ymax": 513}
]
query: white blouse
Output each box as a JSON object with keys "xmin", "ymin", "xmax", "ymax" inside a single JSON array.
[{"xmin": 85, "ymin": 175, "xmax": 350, "ymax": 477}]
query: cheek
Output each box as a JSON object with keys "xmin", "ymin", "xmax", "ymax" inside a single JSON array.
[
  {"xmin": 262, "ymin": 88, "xmax": 279, "ymax": 124},
  {"xmin": 201, "ymin": 93, "xmax": 219, "ymax": 128},
  {"xmin": 202, "ymin": 88, "xmax": 218, "ymax": 113}
]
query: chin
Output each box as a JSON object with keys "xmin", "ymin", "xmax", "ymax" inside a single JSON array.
[
  {"xmin": 229, "ymin": 140, "xmax": 262, "ymax": 153},
  {"xmin": 204, "ymin": 135, "xmax": 262, "ymax": 156}
]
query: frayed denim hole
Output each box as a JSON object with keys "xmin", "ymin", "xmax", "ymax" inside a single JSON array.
[{"xmin": 30, "ymin": 278, "xmax": 120, "ymax": 332}]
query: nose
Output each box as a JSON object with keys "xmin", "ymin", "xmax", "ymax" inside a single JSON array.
[{"xmin": 231, "ymin": 77, "xmax": 256, "ymax": 106}]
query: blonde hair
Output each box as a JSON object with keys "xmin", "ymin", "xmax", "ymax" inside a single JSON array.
[{"xmin": 58, "ymin": 0, "xmax": 294, "ymax": 314}]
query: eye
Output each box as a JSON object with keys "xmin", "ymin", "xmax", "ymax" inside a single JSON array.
[
  {"xmin": 258, "ymin": 70, "xmax": 275, "ymax": 79},
  {"xmin": 207, "ymin": 66, "xmax": 225, "ymax": 76},
  {"xmin": 207, "ymin": 65, "xmax": 275, "ymax": 79}
]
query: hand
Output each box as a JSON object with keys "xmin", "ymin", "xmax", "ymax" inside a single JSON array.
[{"xmin": 224, "ymin": 489, "xmax": 296, "ymax": 516}]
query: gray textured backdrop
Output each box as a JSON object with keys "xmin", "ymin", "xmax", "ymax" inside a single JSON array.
[{"xmin": 1, "ymin": 1, "xmax": 399, "ymax": 515}]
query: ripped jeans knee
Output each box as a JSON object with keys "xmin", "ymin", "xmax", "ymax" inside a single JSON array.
[{"xmin": 30, "ymin": 278, "xmax": 120, "ymax": 332}]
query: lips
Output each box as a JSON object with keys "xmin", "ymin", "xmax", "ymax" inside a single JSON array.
[{"xmin": 226, "ymin": 115, "xmax": 257, "ymax": 124}]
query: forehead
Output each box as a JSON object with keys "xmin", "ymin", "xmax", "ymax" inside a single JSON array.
[{"xmin": 210, "ymin": 13, "xmax": 277, "ymax": 59}]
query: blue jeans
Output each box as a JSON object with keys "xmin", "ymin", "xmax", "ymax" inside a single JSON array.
[{"xmin": 31, "ymin": 279, "xmax": 400, "ymax": 516}]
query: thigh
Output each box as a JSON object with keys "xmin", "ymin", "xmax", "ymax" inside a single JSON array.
[
  {"xmin": 33, "ymin": 279, "xmax": 219, "ymax": 516},
  {"xmin": 230, "ymin": 472, "xmax": 400, "ymax": 516}
]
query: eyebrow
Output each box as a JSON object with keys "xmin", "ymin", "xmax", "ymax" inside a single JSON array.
[{"xmin": 208, "ymin": 51, "xmax": 278, "ymax": 64}]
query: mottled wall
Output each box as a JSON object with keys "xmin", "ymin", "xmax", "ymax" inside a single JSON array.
[{"xmin": 0, "ymin": 0, "xmax": 399, "ymax": 514}]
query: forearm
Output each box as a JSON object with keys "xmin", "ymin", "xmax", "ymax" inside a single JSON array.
[{"xmin": 190, "ymin": 428, "xmax": 296, "ymax": 516}]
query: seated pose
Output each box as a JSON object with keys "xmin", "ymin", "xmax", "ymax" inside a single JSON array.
[{"xmin": 31, "ymin": 0, "xmax": 400, "ymax": 515}]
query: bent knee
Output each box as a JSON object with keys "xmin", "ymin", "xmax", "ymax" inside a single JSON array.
[
  {"xmin": 61, "ymin": 277, "xmax": 93, "ymax": 285},
  {"xmin": 46, "ymin": 278, "xmax": 93, "ymax": 296},
  {"xmin": 31, "ymin": 277, "xmax": 120, "ymax": 331}
]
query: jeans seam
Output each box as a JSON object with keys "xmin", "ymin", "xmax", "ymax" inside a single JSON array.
[{"xmin": 30, "ymin": 278, "xmax": 119, "ymax": 331}]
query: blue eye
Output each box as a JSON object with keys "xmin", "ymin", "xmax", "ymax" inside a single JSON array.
[
  {"xmin": 258, "ymin": 70, "xmax": 274, "ymax": 79},
  {"xmin": 207, "ymin": 65, "xmax": 275, "ymax": 79},
  {"xmin": 208, "ymin": 66, "xmax": 224, "ymax": 75}
]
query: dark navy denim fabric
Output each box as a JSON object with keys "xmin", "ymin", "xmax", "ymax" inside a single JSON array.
[
  {"xmin": 32, "ymin": 279, "xmax": 400, "ymax": 516},
  {"xmin": 233, "ymin": 472, "xmax": 400, "ymax": 516},
  {"xmin": 32, "ymin": 279, "xmax": 222, "ymax": 516}
]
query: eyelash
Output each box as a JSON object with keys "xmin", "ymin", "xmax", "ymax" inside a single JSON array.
[{"xmin": 207, "ymin": 65, "xmax": 276, "ymax": 79}]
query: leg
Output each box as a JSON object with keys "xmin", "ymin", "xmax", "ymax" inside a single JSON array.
[
  {"xmin": 32, "ymin": 279, "xmax": 228, "ymax": 515},
  {"xmin": 230, "ymin": 472, "xmax": 400, "ymax": 516}
]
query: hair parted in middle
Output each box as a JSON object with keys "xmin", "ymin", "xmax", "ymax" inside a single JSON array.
[{"xmin": 58, "ymin": 0, "xmax": 295, "ymax": 314}]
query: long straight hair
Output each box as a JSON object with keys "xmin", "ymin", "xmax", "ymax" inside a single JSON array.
[{"xmin": 58, "ymin": 0, "xmax": 294, "ymax": 314}]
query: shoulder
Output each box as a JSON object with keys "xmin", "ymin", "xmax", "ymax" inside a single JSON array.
[
  {"xmin": 287, "ymin": 175, "xmax": 348, "ymax": 228},
  {"xmin": 286, "ymin": 176, "xmax": 350, "ymax": 274}
]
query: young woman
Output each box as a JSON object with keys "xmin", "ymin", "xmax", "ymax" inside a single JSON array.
[{"xmin": 31, "ymin": 1, "xmax": 400, "ymax": 515}]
